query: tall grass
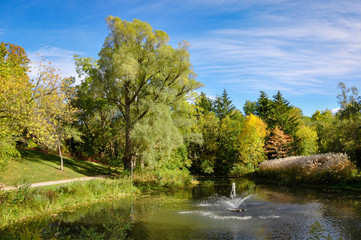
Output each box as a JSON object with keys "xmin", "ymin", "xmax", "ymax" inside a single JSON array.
[
  {"xmin": 258, "ymin": 153, "xmax": 358, "ymax": 184},
  {"xmin": 0, "ymin": 178, "xmax": 138, "ymax": 227}
]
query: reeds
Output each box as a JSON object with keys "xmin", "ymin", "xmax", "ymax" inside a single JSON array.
[{"xmin": 258, "ymin": 153, "xmax": 357, "ymax": 183}]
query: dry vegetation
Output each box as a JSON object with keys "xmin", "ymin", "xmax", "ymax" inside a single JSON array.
[{"xmin": 258, "ymin": 153, "xmax": 357, "ymax": 183}]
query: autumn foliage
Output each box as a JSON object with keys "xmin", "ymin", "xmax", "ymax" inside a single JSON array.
[
  {"xmin": 265, "ymin": 126, "xmax": 293, "ymax": 159},
  {"xmin": 238, "ymin": 114, "xmax": 268, "ymax": 168},
  {"xmin": 0, "ymin": 42, "xmax": 77, "ymax": 169}
]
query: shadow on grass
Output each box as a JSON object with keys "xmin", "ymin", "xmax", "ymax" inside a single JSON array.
[{"xmin": 18, "ymin": 149, "xmax": 115, "ymax": 176}]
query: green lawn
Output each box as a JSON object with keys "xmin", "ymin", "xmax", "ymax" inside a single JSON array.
[{"xmin": 0, "ymin": 149, "xmax": 119, "ymax": 186}]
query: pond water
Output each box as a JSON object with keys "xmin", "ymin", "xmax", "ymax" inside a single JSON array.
[{"xmin": 3, "ymin": 179, "xmax": 361, "ymax": 239}]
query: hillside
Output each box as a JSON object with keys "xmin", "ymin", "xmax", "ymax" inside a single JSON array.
[{"xmin": 0, "ymin": 150, "xmax": 117, "ymax": 187}]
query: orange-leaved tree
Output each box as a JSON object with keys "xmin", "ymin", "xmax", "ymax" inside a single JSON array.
[{"xmin": 265, "ymin": 126, "xmax": 293, "ymax": 159}]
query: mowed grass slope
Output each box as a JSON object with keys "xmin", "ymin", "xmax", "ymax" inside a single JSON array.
[{"xmin": 0, "ymin": 150, "xmax": 118, "ymax": 186}]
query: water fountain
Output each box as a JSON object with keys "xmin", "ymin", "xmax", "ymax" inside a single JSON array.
[
  {"xmin": 179, "ymin": 182, "xmax": 257, "ymax": 221},
  {"xmin": 227, "ymin": 182, "xmax": 247, "ymax": 212}
]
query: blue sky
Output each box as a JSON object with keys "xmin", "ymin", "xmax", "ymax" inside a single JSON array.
[{"xmin": 2, "ymin": 0, "xmax": 361, "ymax": 116}]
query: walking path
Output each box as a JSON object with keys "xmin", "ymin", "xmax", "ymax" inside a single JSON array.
[{"xmin": 0, "ymin": 175, "xmax": 109, "ymax": 191}]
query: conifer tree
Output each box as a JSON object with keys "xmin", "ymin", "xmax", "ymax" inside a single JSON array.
[{"xmin": 214, "ymin": 89, "xmax": 236, "ymax": 120}]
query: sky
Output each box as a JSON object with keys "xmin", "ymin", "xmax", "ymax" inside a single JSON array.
[{"xmin": 2, "ymin": 0, "xmax": 361, "ymax": 116}]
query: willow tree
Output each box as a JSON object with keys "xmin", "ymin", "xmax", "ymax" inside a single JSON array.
[{"xmin": 77, "ymin": 16, "xmax": 201, "ymax": 169}]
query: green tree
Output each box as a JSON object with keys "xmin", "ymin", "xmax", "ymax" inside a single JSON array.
[
  {"xmin": 295, "ymin": 125, "xmax": 318, "ymax": 156},
  {"xmin": 337, "ymin": 82, "xmax": 360, "ymax": 120},
  {"xmin": 256, "ymin": 91, "xmax": 272, "ymax": 123},
  {"xmin": 213, "ymin": 89, "xmax": 236, "ymax": 120},
  {"xmin": 215, "ymin": 111, "xmax": 244, "ymax": 175},
  {"xmin": 195, "ymin": 91, "xmax": 213, "ymax": 117},
  {"xmin": 75, "ymin": 17, "xmax": 201, "ymax": 170},
  {"xmin": 311, "ymin": 109, "xmax": 339, "ymax": 153},
  {"xmin": 72, "ymin": 73, "xmax": 123, "ymax": 165},
  {"xmin": 243, "ymin": 100, "xmax": 257, "ymax": 116},
  {"xmin": 270, "ymin": 91, "xmax": 300, "ymax": 136}
]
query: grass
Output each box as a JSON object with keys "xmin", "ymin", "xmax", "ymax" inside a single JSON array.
[
  {"xmin": 0, "ymin": 149, "xmax": 195, "ymax": 229},
  {"xmin": 0, "ymin": 150, "xmax": 119, "ymax": 186},
  {"xmin": 0, "ymin": 178, "xmax": 138, "ymax": 228}
]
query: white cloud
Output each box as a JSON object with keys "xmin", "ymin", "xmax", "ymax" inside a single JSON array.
[
  {"xmin": 332, "ymin": 108, "xmax": 341, "ymax": 114},
  {"xmin": 189, "ymin": 1, "xmax": 361, "ymax": 96},
  {"xmin": 28, "ymin": 46, "xmax": 81, "ymax": 85}
]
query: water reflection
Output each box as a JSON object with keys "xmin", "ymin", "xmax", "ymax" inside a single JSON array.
[{"xmin": 2, "ymin": 179, "xmax": 361, "ymax": 239}]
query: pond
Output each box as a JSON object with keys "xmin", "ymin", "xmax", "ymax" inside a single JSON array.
[{"xmin": 2, "ymin": 179, "xmax": 361, "ymax": 239}]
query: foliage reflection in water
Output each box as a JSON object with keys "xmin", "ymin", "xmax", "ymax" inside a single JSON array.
[{"xmin": 2, "ymin": 179, "xmax": 361, "ymax": 239}]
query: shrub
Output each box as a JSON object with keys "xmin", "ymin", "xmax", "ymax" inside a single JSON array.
[
  {"xmin": 133, "ymin": 168, "xmax": 193, "ymax": 190},
  {"xmin": 229, "ymin": 163, "xmax": 255, "ymax": 177}
]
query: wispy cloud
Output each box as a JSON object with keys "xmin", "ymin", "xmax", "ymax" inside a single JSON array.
[
  {"xmin": 189, "ymin": 1, "xmax": 361, "ymax": 96},
  {"xmin": 28, "ymin": 46, "xmax": 81, "ymax": 84}
]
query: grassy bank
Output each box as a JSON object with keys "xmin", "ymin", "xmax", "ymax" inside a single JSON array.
[
  {"xmin": 0, "ymin": 150, "xmax": 195, "ymax": 229},
  {"xmin": 0, "ymin": 150, "xmax": 119, "ymax": 186},
  {"xmin": 0, "ymin": 178, "xmax": 139, "ymax": 227}
]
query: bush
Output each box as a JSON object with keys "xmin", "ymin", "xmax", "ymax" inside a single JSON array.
[
  {"xmin": 133, "ymin": 168, "xmax": 193, "ymax": 190},
  {"xmin": 229, "ymin": 163, "xmax": 255, "ymax": 177},
  {"xmin": 0, "ymin": 135, "xmax": 20, "ymax": 171}
]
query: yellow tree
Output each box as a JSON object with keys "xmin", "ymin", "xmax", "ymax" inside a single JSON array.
[
  {"xmin": 0, "ymin": 43, "xmax": 32, "ymax": 168},
  {"xmin": 0, "ymin": 43, "xmax": 31, "ymax": 135},
  {"xmin": 237, "ymin": 114, "xmax": 268, "ymax": 169},
  {"xmin": 0, "ymin": 42, "xmax": 77, "ymax": 171},
  {"xmin": 29, "ymin": 58, "xmax": 77, "ymax": 171}
]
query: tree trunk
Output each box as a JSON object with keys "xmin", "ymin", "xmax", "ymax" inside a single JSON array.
[
  {"xmin": 57, "ymin": 134, "xmax": 63, "ymax": 171},
  {"xmin": 123, "ymin": 83, "xmax": 132, "ymax": 170}
]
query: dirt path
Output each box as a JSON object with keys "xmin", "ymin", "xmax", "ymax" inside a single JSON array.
[{"xmin": 0, "ymin": 175, "xmax": 109, "ymax": 191}]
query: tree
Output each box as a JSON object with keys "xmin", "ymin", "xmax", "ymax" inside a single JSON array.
[
  {"xmin": 0, "ymin": 43, "xmax": 77, "ymax": 171},
  {"xmin": 337, "ymin": 82, "xmax": 360, "ymax": 120},
  {"xmin": 72, "ymin": 74, "xmax": 123, "ymax": 165},
  {"xmin": 295, "ymin": 125, "xmax": 318, "ymax": 155},
  {"xmin": 256, "ymin": 91, "xmax": 272, "ymax": 122},
  {"xmin": 237, "ymin": 114, "xmax": 268, "ymax": 169},
  {"xmin": 311, "ymin": 109, "xmax": 338, "ymax": 153},
  {"xmin": 270, "ymin": 91, "xmax": 299, "ymax": 135},
  {"xmin": 0, "ymin": 43, "xmax": 31, "ymax": 137},
  {"xmin": 29, "ymin": 58, "xmax": 77, "ymax": 171},
  {"xmin": 195, "ymin": 91, "xmax": 213, "ymax": 117},
  {"xmin": 243, "ymin": 100, "xmax": 257, "ymax": 116},
  {"xmin": 265, "ymin": 126, "xmax": 293, "ymax": 159},
  {"xmin": 75, "ymin": 17, "xmax": 202, "ymax": 170},
  {"xmin": 215, "ymin": 112, "xmax": 244, "ymax": 175},
  {"xmin": 213, "ymin": 89, "xmax": 236, "ymax": 120}
]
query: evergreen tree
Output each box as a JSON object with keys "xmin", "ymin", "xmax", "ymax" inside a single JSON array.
[
  {"xmin": 196, "ymin": 92, "xmax": 213, "ymax": 117},
  {"xmin": 256, "ymin": 91, "xmax": 272, "ymax": 124},
  {"xmin": 214, "ymin": 89, "xmax": 236, "ymax": 120},
  {"xmin": 243, "ymin": 100, "xmax": 257, "ymax": 116},
  {"xmin": 270, "ymin": 91, "xmax": 299, "ymax": 136}
]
